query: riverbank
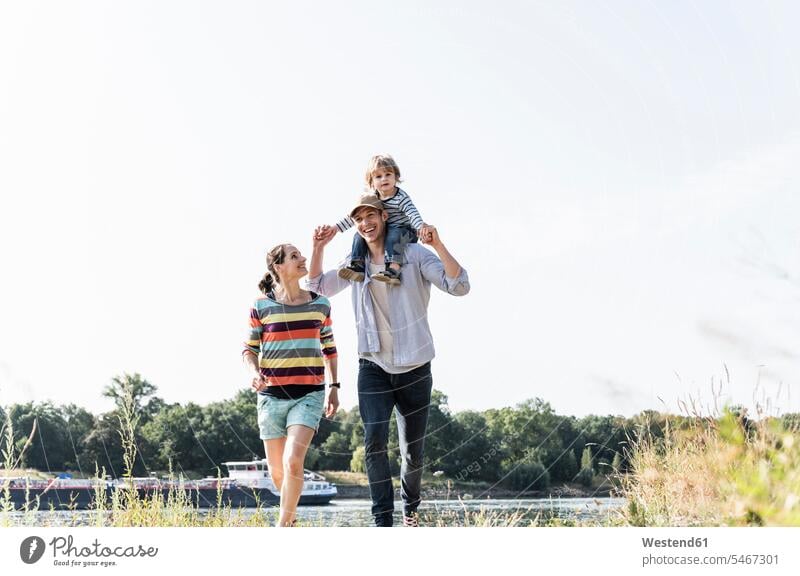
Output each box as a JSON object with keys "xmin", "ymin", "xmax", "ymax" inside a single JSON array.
[{"xmin": 320, "ymin": 471, "xmax": 616, "ymax": 500}]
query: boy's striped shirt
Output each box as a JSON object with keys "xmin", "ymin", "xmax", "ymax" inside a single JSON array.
[
  {"xmin": 243, "ymin": 293, "xmax": 337, "ymax": 394},
  {"xmin": 335, "ymin": 188, "xmax": 424, "ymax": 233}
]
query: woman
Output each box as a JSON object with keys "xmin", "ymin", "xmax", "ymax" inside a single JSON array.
[{"xmin": 242, "ymin": 243, "xmax": 339, "ymax": 526}]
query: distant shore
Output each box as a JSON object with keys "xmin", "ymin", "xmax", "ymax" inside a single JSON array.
[
  {"xmin": 2, "ymin": 469, "xmax": 616, "ymax": 501},
  {"xmin": 321, "ymin": 471, "xmax": 617, "ymax": 500}
]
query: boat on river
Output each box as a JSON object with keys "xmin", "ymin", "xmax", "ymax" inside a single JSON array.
[{"xmin": 1, "ymin": 460, "xmax": 337, "ymax": 511}]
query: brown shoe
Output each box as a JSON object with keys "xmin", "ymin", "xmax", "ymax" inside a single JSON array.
[
  {"xmin": 370, "ymin": 268, "xmax": 401, "ymax": 286},
  {"xmin": 338, "ymin": 264, "xmax": 365, "ymax": 282}
]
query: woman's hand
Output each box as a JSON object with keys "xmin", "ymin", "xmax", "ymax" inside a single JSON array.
[
  {"xmin": 313, "ymin": 225, "xmax": 337, "ymax": 249},
  {"xmin": 251, "ymin": 372, "xmax": 268, "ymax": 393},
  {"xmin": 325, "ymin": 387, "xmax": 339, "ymax": 418}
]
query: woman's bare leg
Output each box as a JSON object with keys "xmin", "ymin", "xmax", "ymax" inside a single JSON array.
[
  {"xmin": 264, "ymin": 438, "xmax": 286, "ymax": 496},
  {"xmin": 278, "ymin": 425, "xmax": 315, "ymax": 526}
]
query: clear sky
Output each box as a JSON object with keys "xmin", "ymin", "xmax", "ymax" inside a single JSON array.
[{"xmin": 1, "ymin": 1, "xmax": 798, "ymax": 418}]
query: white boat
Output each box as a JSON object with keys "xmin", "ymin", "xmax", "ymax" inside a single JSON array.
[{"xmin": 223, "ymin": 459, "xmax": 338, "ymax": 505}]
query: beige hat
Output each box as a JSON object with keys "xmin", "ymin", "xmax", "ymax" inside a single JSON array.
[{"xmin": 349, "ymin": 193, "xmax": 384, "ymax": 218}]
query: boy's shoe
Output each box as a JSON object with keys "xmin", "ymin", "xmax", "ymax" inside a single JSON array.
[
  {"xmin": 338, "ymin": 263, "xmax": 365, "ymax": 282},
  {"xmin": 371, "ymin": 268, "xmax": 401, "ymax": 286},
  {"xmin": 402, "ymin": 512, "xmax": 420, "ymax": 527}
]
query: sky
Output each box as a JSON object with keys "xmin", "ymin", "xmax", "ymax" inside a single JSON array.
[{"xmin": 0, "ymin": 0, "xmax": 798, "ymax": 418}]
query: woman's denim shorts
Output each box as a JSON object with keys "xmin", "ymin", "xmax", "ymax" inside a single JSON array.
[{"xmin": 257, "ymin": 389, "xmax": 325, "ymax": 440}]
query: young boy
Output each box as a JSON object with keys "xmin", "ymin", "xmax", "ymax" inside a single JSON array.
[{"xmin": 320, "ymin": 154, "xmax": 432, "ymax": 285}]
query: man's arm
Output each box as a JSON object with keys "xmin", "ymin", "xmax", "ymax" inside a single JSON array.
[{"xmin": 416, "ymin": 227, "xmax": 470, "ymax": 296}]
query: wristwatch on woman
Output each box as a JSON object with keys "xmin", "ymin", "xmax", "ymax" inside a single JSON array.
[{"xmin": 328, "ymin": 382, "xmax": 341, "ymax": 389}]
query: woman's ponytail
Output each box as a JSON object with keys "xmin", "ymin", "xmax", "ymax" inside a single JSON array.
[
  {"xmin": 258, "ymin": 273, "xmax": 275, "ymax": 295},
  {"xmin": 258, "ymin": 244, "xmax": 288, "ymax": 295}
]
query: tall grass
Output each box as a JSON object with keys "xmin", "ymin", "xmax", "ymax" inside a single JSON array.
[{"xmin": 620, "ymin": 407, "xmax": 800, "ymax": 526}]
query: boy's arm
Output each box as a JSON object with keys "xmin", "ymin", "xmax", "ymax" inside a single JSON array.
[
  {"xmin": 396, "ymin": 190, "xmax": 425, "ymax": 230},
  {"xmin": 334, "ymin": 214, "xmax": 355, "ymax": 233},
  {"xmin": 414, "ymin": 229, "xmax": 470, "ymax": 296}
]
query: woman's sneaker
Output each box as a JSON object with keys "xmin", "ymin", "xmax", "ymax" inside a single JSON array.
[
  {"xmin": 337, "ymin": 262, "xmax": 365, "ymax": 282},
  {"xmin": 371, "ymin": 267, "xmax": 401, "ymax": 286}
]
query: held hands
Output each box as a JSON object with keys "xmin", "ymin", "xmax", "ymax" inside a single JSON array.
[
  {"xmin": 313, "ymin": 225, "xmax": 337, "ymax": 249},
  {"xmin": 325, "ymin": 387, "xmax": 339, "ymax": 418},
  {"xmin": 418, "ymin": 223, "xmax": 434, "ymax": 244},
  {"xmin": 419, "ymin": 223, "xmax": 441, "ymax": 247}
]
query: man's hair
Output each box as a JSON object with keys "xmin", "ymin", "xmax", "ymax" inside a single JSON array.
[{"xmin": 365, "ymin": 154, "xmax": 402, "ymax": 189}]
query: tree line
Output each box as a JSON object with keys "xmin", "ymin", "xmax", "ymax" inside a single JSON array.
[{"xmin": 3, "ymin": 373, "xmax": 791, "ymax": 490}]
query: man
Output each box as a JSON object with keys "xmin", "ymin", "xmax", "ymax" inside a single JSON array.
[{"xmin": 308, "ymin": 194, "xmax": 470, "ymax": 527}]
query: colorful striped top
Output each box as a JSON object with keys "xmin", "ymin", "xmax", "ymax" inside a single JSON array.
[
  {"xmin": 335, "ymin": 188, "xmax": 424, "ymax": 233},
  {"xmin": 243, "ymin": 292, "xmax": 337, "ymax": 398}
]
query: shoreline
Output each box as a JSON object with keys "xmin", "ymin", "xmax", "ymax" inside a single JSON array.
[{"xmin": 333, "ymin": 481, "xmax": 617, "ymax": 501}]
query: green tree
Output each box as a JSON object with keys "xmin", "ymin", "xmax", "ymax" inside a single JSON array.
[
  {"xmin": 443, "ymin": 411, "xmax": 496, "ymax": 481},
  {"xmin": 502, "ymin": 458, "xmax": 550, "ymax": 491},
  {"xmin": 350, "ymin": 445, "xmax": 366, "ymax": 473},
  {"xmin": 80, "ymin": 412, "xmax": 126, "ymax": 477},
  {"xmin": 8, "ymin": 402, "xmax": 69, "ymax": 471},
  {"xmin": 62, "ymin": 404, "xmax": 97, "ymax": 472},
  {"xmin": 317, "ymin": 432, "xmax": 352, "ymax": 470},
  {"xmin": 421, "ymin": 390, "xmax": 458, "ymax": 471},
  {"xmin": 103, "ymin": 373, "xmax": 157, "ymax": 416},
  {"xmin": 576, "ymin": 446, "xmax": 594, "ymax": 487},
  {"xmin": 562, "ymin": 449, "xmax": 579, "ymax": 481}
]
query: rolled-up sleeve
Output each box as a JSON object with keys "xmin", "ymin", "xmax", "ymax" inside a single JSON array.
[
  {"xmin": 243, "ymin": 304, "xmax": 262, "ymax": 357},
  {"xmin": 306, "ymin": 256, "xmax": 352, "ymax": 297},
  {"xmin": 417, "ymin": 246, "xmax": 470, "ymax": 296}
]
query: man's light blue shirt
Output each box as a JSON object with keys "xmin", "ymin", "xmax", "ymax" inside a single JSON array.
[{"xmin": 306, "ymin": 244, "xmax": 470, "ymax": 370}]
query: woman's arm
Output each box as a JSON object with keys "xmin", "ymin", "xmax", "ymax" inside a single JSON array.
[
  {"xmin": 323, "ymin": 355, "xmax": 339, "ymax": 418},
  {"xmin": 320, "ymin": 305, "xmax": 339, "ymax": 417},
  {"xmin": 243, "ymin": 304, "xmax": 268, "ymax": 391},
  {"xmin": 307, "ymin": 227, "xmax": 350, "ymax": 296}
]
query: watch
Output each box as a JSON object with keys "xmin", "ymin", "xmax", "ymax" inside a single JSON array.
[{"xmin": 328, "ymin": 382, "xmax": 341, "ymax": 389}]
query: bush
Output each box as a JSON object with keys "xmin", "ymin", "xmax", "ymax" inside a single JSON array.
[
  {"xmin": 502, "ymin": 460, "xmax": 550, "ymax": 491},
  {"xmin": 349, "ymin": 446, "xmax": 366, "ymax": 473},
  {"xmin": 575, "ymin": 467, "xmax": 594, "ymax": 487}
]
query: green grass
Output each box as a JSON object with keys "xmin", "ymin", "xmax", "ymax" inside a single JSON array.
[{"xmin": 619, "ymin": 408, "xmax": 800, "ymax": 526}]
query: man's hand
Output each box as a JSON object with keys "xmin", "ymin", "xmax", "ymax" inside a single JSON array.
[
  {"xmin": 325, "ymin": 387, "xmax": 339, "ymax": 418},
  {"xmin": 422, "ymin": 224, "xmax": 440, "ymax": 247},
  {"xmin": 418, "ymin": 223, "xmax": 434, "ymax": 244}
]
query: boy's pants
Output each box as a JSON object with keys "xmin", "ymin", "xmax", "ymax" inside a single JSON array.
[{"xmin": 350, "ymin": 224, "xmax": 418, "ymax": 266}]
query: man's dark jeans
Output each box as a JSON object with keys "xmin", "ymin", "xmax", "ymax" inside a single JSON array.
[{"xmin": 357, "ymin": 358, "xmax": 433, "ymax": 527}]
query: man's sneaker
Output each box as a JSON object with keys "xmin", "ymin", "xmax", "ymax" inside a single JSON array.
[
  {"xmin": 374, "ymin": 513, "xmax": 393, "ymax": 527},
  {"xmin": 338, "ymin": 263, "xmax": 365, "ymax": 282},
  {"xmin": 371, "ymin": 267, "xmax": 401, "ymax": 286},
  {"xmin": 402, "ymin": 512, "xmax": 420, "ymax": 527}
]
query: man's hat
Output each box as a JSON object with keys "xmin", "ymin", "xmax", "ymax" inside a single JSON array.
[{"xmin": 349, "ymin": 193, "xmax": 384, "ymax": 218}]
